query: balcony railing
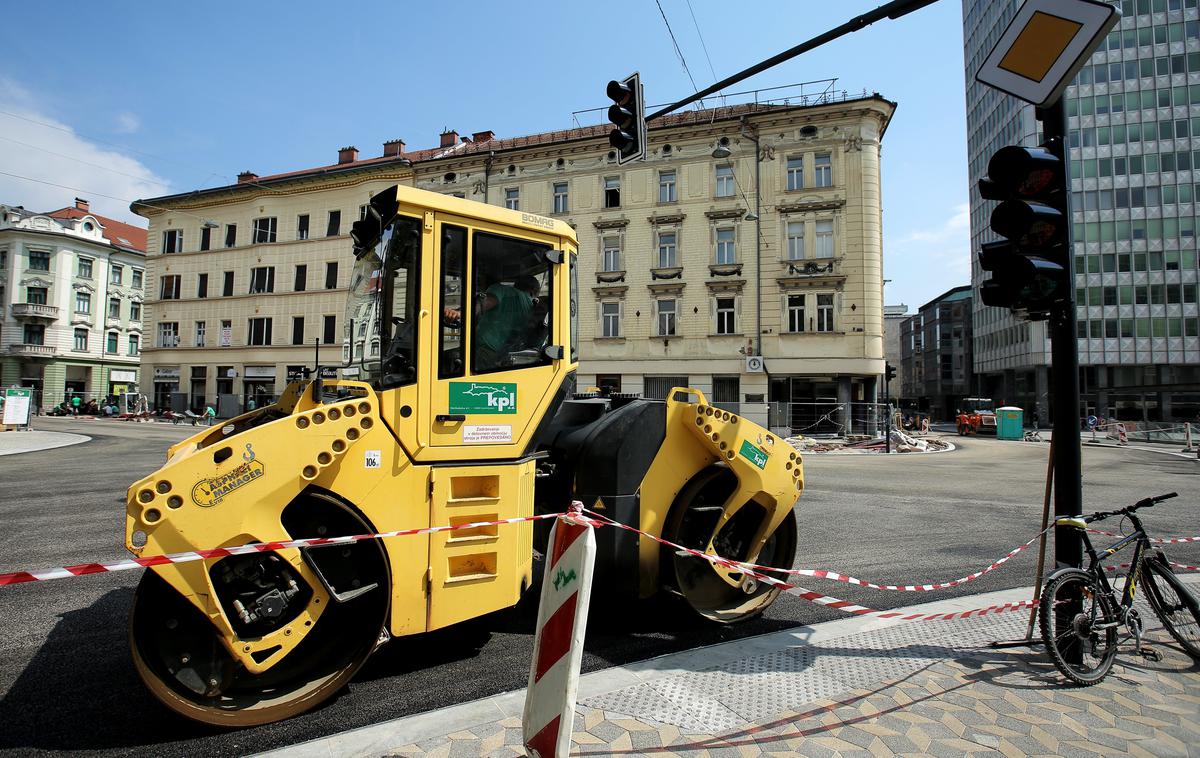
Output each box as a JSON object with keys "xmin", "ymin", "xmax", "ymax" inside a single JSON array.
[
  {"xmin": 11, "ymin": 303, "xmax": 59, "ymax": 320},
  {"xmin": 8, "ymin": 343, "xmax": 57, "ymax": 357}
]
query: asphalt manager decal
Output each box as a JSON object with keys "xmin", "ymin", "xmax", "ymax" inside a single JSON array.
[{"xmin": 192, "ymin": 444, "xmax": 267, "ymax": 507}]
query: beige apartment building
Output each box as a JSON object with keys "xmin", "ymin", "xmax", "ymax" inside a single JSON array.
[
  {"xmin": 134, "ymin": 93, "xmax": 893, "ymax": 428},
  {"xmin": 1, "ymin": 199, "xmax": 145, "ymax": 408}
]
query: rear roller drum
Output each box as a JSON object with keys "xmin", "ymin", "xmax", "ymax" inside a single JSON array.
[
  {"xmin": 664, "ymin": 467, "xmax": 798, "ymax": 623},
  {"xmin": 130, "ymin": 494, "xmax": 389, "ymax": 726}
]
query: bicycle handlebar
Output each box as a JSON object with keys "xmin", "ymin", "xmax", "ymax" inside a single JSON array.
[{"xmin": 1084, "ymin": 492, "xmax": 1177, "ymax": 523}]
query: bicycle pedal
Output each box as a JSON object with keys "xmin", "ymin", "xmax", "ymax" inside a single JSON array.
[{"xmin": 1139, "ymin": 646, "xmax": 1162, "ymax": 661}]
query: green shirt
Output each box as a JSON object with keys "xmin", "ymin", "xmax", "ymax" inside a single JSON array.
[
  {"xmin": 71, "ymin": 396, "xmax": 81, "ymax": 407},
  {"xmin": 476, "ymin": 283, "xmax": 532, "ymax": 354}
]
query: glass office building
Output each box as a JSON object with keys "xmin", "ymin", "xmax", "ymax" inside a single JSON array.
[{"xmin": 964, "ymin": 0, "xmax": 1200, "ymax": 424}]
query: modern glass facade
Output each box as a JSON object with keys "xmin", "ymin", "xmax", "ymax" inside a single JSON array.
[{"xmin": 964, "ymin": 0, "xmax": 1200, "ymax": 424}]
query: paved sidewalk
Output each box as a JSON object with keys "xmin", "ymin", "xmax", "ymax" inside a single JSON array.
[
  {"xmin": 265, "ymin": 578, "xmax": 1200, "ymax": 758},
  {"xmin": 0, "ymin": 430, "xmax": 89, "ymax": 456}
]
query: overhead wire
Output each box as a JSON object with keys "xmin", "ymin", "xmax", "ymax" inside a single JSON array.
[
  {"xmin": 0, "ymin": 134, "xmax": 171, "ymax": 188},
  {"xmin": 684, "ymin": 0, "xmax": 726, "ymax": 106},
  {"xmin": 654, "ymin": 0, "xmax": 706, "ymax": 109},
  {"xmin": 0, "ymin": 170, "xmax": 218, "ymax": 224}
]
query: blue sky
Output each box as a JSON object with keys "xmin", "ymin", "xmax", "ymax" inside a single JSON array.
[{"xmin": 0, "ymin": 0, "xmax": 970, "ymax": 312}]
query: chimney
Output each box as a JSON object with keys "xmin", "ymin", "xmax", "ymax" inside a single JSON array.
[
  {"xmin": 383, "ymin": 138, "xmax": 406, "ymax": 157},
  {"xmin": 472, "ymin": 130, "xmax": 495, "ymax": 144},
  {"xmin": 237, "ymin": 171, "xmax": 259, "ymax": 184},
  {"xmin": 439, "ymin": 130, "xmax": 458, "ymax": 148},
  {"xmin": 337, "ymin": 146, "xmax": 359, "ymax": 164},
  {"xmin": 74, "ymin": 197, "xmax": 90, "ymax": 212}
]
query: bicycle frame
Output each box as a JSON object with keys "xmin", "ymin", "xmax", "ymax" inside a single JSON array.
[{"xmin": 1081, "ymin": 512, "xmax": 1151, "ymax": 618}]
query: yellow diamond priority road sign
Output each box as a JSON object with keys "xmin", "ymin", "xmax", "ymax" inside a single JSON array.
[{"xmin": 976, "ymin": 0, "xmax": 1119, "ymax": 108}]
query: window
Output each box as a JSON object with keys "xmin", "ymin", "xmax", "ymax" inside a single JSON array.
[
  {"xmin": 326, "ymin": 210, "xmax": 341, "ymax": 236},
  {"xmin": 359, "ymin": 204, "xmax": 369, "ymax": 220},
  {"xmin": 200, "ymin": 226, "xmax": 211, "ymax": 251},
  {"xmin": 160, "ymin": 275, "xmax": 181, "ymax": 300},
  {"xmin": 325, "ymin": 261, "xmax": 338, "ymax": 289},
  {"xmin": 162, "ymin": 230, "xmax": 182, "ymax": 254},
  {"xmin": 224, "ymin": 224, "xmax": 237, "ymax": 248},
  {"xmin": 787, "ymin": 221, "xmax": 806, "ymax": 259},
  {"xmin": 26, "ymin": 286, "xmax": 47, "ymax": 304},
  {"xmin": 553, "ymin": 182, "xmax": 569, "ymax": 213},
  {"xmin": 816, "ymin": 293, "xmax": 834, "ymax": 332},
  {"xmin": 657, "ymin": 232, "xmax": 677, "ymax": 268},
  {"xmin": 252, "ymin": 216, "xmax": 278, "ymax": 244},
  {"xmin": 77, "ymin": 257, "xmax": 94, "ymax": 278},
  {"xmin": 110, "ymin": 264, "xmax": 123, "ymax": 285},
  {"xmin": 75, "ymin": 291, "xmax": 91, "ymax": 313},
  {"xmin": 106, "ymin": 332, "xmax": 118, "ymax": 354},
  {"xmin": 322, "ymin": 315, "xmax": 336, "ymax": 344},
  {"xmin": 23, "ymin": 323, "xmax": 45, "ymax": 345},
  {"xmin": 249, "ymin": 266, "xmax": 275, "ymax": 294},
  {"xmin": 197, "ymin": 272, "xmax": 208, "ymax": 298},
  {"xmin": 288, "ymin": 316, "xmax": 304, "ymax": 345},
  {"xmin": 28, "ymin": 250, "xmax": 50, "ymax": 271},
  {"xmin": 787, "ymin": 294, "xmax": 805, "ymax": 332},
  {"xmin": 602, "ymin": 302, "xmax": 621, "ymax": 337},
  {"xmin": 815, "ymin": 220, "xmax": 834, "ymax": 258},
  {"xmin": 222, "ymin": 271, "xmax": 234, "ymax": 297},
  {"xmin": 787, "ymin": 156, "xmax": 804, "ymax": 190},
  {"xmin": 220, "ymin": 319, "xmax": 232, "ymax": 347},
  {"xmin": 504, "ymin": 188, "xmax": 519, "ymax": 210},
  {"xmin": 247, "ymin": 317, "xmax": 273, "ymax": 346},
  {"xmin": 715, "ymin": 228, "xmax": 736, "ymax": 264},
  {"xmin": 128, "ymin": 334, "xmax": 139, "ymax": 355},
  {"xmin": 469, "ymin": 230, "xmax": 555, "ymax": 373},
  {"xmin": 657, "ymin": 299, "xmax": 676, "ymax": 336},
  {"xmin": 604, "ymin": 176, "xmax": 620, "ymax": 208},
  {"xmin": 131, "ymin": 269, "xmax": 143, "ymax": 289},
  {"xmin": 158, "ymin": 322, "xmax": 179, "ymax": 348},
  {"xmin": 195, "ymin": 320, "xmax": 207, "ymax": 347},
  {"xmin": 602, "ymin": 236, "xmax": 621, "ymax": 272},
  {"xmin": 715, "ymin": 165, "xmax": 734, "ymax": 197},
  {"xmin": 712, "ymin": 376, "xmax": 739, "ymax": 406},
  {"xmin": 108, "ymin": 297, "xmax": 120, "ymax": 319},
  {"xmin": 658, "ymin": 170, "xmax": 677, "ymax": 203},
  {"xmin": 644, "ymin": 375, "xmax": 689, "ymax": 400},
  {"xmin": 437, "ymin": 225, "xmax": 467, "ymax": 378},
  {"xmin": 130, "ymin": 302, "xmax": 141, "ymax": 321},
  {"xmin": 74, "ymin": 328, "xmax": 88, "ymax": 352},
  {"xmin": 297, "ymin": 214, "xmax": 309, "ymax": 241},
  {"xmin": 294, "ymin": 264, "xmax": 307, "ymax": 291},
  {"xmin": 814, "ymin": 153, "xmax": 832, "ymax": 187},
  {"xmin": 715, "ymin": 297, "xmax": 736, "ymax": 334}
]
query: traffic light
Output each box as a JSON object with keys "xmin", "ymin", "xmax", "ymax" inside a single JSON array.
[
  {"xmin": 350, "ymin": 186, "xmax": 401, "ymax": 257},
  {"xmin": 606, "ymin": 72, "xmax": 646, "ymax": 165},
  {"xmin": 977, "ymin": 140, "xmax": 1071, "ymax": 317},
  {"xmin": 885, "ymin": 363, "xmax": 897, "ymax": 384}
]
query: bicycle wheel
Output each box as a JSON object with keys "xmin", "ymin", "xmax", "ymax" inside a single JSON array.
[
  {"xmin": 1039, "ymin": 569, "xmax": 1120, "ymax": 686},
  {"xmin": 1143, "ymin": 555, "xmax": 1200, "ymax": 658}
]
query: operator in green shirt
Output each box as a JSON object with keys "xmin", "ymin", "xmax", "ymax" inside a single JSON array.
[{"xmin": 473, "ymin": 275, "xmax": 539, "ymax": 371}]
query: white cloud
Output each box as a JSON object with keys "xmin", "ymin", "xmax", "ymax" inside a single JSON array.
[
  {"xmin": 0, "ymin": 78, "xmax": 168, "ymax": 225},
  {"xmin": 886, "ymin": 202, "xmax": 973, "ymax": 306},
  {"xmin": 115, "ymin": 112, "xmax": 141, "ymax": 134}
]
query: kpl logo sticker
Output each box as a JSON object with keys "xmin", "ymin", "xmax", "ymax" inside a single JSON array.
[{"xmin": 449, "ymin": 382, "xmax": 517, "ymax": 415}]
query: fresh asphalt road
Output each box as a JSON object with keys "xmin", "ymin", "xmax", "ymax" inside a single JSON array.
[{"xmin": 1, "ymin": 418, "xmax": 1198, "ymax": 757}]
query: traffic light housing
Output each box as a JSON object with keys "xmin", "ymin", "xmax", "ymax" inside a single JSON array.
[
  {"xmin": 977, "ymin": 141, "xmax": 1071, "ymax": 317},
  {"xmin": 351, "ymin": 186, "xmax": 401, "ymax": 257},
  {"xmin": 606, "ymin": 72, "xmax": 646, "ymax": 165},
  {"xmin": 885, "ymin": 363, "xmax": 897, "ymax": 383}
]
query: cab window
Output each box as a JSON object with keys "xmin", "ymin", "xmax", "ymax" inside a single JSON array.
[
  {"xmin": 469, "ymin": 231, "xmax": 553, "ymax": 374},
  {"xmin": 439, "ymin": 225, "xmax": 467, "ymax": 378}
]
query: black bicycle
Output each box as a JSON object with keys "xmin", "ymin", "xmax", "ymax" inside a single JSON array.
[{"xmin": 1039, "ymin": 492, "xmax": 1200, "ymax": 685}]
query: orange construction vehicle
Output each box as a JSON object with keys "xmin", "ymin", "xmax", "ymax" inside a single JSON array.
[{"xmin": 956, "ymin": 397, "xmax": 996, "ymax": 435}]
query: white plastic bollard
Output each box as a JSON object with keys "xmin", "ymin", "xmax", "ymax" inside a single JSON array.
[{"xmin": 523, "ymin": 502, "xmax": 597, "ymax": 758}]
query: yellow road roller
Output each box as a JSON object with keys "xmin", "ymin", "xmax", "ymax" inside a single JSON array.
[{"xmin": 125, "ymin": 185, "xmax": 803, "ymax": 725}]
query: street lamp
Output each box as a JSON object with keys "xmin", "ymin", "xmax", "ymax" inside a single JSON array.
[{"xmin": 710, "ymin": 144, "xmax": 732, "ymax": 159}]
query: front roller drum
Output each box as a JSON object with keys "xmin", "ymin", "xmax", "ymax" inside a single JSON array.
[
  {"xmin": 129, "ymin": 495, "xmax": 389, "ymax": 726},
  {"xmin": 664, "ymin": 467, "xmax": 798, "ymax": 623}
]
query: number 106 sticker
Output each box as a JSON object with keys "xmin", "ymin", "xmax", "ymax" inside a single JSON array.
[{"xmin": 364, "ymin": 450, "xmax": 382, "ymax": 469}]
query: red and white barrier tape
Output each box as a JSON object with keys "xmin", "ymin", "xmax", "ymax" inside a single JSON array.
[
  {"xmin": 1105, "ymin": 561, "xmax": 1200, "ymax": 572},
  {"xmin": 1086, "ymin": 527, "xmax": 1200, "ymax": 545},
  {"xmin": 0, "ymin": 513, "xmax": 563, "ymax": 587},
  {"xmin": 582, "ymin": 509, "xmax": 1039, "ymax": 622}
]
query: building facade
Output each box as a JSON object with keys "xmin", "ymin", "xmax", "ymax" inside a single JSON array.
[
  {"xmin": 134, "ymin": 94, "xmax": 894, "ymax": 427},
  {"xmin": 883, "ymin": 303, "xmax": 908, "ymax": 400},
  {"xmin": 965, "ymin": 0, "xmax": 1200, "ymax": 424},
  {"xmin": 899, "ymin": 286, "xmax": 973, "ymax": 420},
  {"xmin": 0, "ymin": 199, "xmax": 145, "ymax": 408}
]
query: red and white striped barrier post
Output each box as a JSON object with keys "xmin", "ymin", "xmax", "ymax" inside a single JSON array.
[{"xmin": 523, "ymin": 502, "xmax": 597, "ymax": 758}]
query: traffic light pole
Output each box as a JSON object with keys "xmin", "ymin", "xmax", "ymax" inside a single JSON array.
[{"xmin": 1039, "ymin": 100, "xmax": 1084, "ymax": 571}]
